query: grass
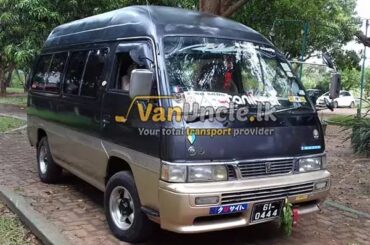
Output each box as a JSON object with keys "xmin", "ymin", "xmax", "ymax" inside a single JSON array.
[
  {"xmin": 0, "ymin": 203, "xmax": 33, "ymax": 245},
  {"xmin": 0, "ymin": 216, "xmax": 32, "ymax": 245},
  {"xmin": 6, "ymin": 87, "xmax": 25, "ymax": 94},
  {"xmin": 0, "ymin": 96, "xmax": 27, "ymax": 107},
  {"xmin": 0, "ymin": 116, "xmax": 25, "ymax": 133}
]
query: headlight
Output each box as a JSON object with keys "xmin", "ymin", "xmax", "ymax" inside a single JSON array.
[
  {"xmin": 188, "ymin": 165, "xmax": 228, "ymax": 182},
  {"xmin": 160, "ymin": 163, "xmax": 228, "ymax": 183},
  {"xmin": 161, "ymin": 164, "xmax": 186, "ymax": 183},
  {"xmin": 298, "ymin": 157, "xmax": 322, "ymax": 172}
]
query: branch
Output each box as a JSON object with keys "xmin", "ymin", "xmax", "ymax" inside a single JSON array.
[
  {"xmin": 355, "ymin": 31, "xmax": 370, "ymax": 47},
  {"xmin": 221, "ymin": 0, "xmax": 249, "ymax": 18},
  {"xmin": 303, "ymin": 55, "xmax": 313, "ymax": 62}
]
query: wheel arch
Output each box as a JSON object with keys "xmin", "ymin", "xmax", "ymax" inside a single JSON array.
[
  {"xmin": 37, "ymin": 128, "xmax": 47, "ymax": 147},
  {"xmin": 105, "ymin": 156, "xmax": 133, "ymax": 185}
]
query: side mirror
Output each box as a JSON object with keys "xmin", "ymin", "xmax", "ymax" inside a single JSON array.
[
  {"xmin": 329, "ymin": 73, "xmax": 341, "ymax": 99},
  {"xmin": 129, "ymin": 69, "xmax": 154, "ymax": 99},
  {"xmin": 308, "ymin": 94, "xmax": 317, "ymax": 104},
  {"xmin": 322, "ymin": 53, "xmax": 335, "ymax": 70},
  {"xmin": 324, "ymin": 98, "xmax": 334, "ymax": 111}
]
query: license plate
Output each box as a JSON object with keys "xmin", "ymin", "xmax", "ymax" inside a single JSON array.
[
  {"xmin": 209, "ymin": 203, "xmax": 248, "ymax": 215},
  {"xmin": 250, "ymin": 200, "xmax": 283, "ymax": 223}
]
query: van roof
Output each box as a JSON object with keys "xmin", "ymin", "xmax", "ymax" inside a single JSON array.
[{"xmin": 44, "ymin": 5, "xmax": 271, "ymax": 50}]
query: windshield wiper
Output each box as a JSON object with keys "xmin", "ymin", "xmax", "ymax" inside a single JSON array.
[{"xmin": 274, "ymin": 106, "xmax": 314, "ymax": 114}]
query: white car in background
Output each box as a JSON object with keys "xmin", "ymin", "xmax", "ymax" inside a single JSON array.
[{"xmin": 316, "ymin": 90, "xmax": 356, "ymax": 108}]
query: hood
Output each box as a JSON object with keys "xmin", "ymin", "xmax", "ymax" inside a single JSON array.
[{"xmin": 163, "ymin": 112, "xmax": 325, "ymax": 161}]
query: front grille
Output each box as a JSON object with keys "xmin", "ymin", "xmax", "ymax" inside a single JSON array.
[
  {"xmin": 221, "ymin": 182, "xmax": 314, "ymax": 205},
  {"xmin": 238, "ymin": 159, "xmax": 294, "ymax": 178}
]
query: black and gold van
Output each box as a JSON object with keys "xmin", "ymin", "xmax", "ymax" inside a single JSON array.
[{"xmin": 27, "ymin": 6, "xmax": 339, "ymax": 243}]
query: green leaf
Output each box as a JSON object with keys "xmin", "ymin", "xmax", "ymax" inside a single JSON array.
[{"xmin": 281, "ymin": 198, "xmax": 293, "ymax": 237}]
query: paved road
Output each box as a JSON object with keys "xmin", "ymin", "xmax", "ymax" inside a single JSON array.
[{"xmin": 0, "ymin": 130, "xmax": 369, "ymax": 244}]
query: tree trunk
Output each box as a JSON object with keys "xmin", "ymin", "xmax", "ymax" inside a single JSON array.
[
  {"xmin": 220, "ymin": 0, "xmax": 233, "ymax": 14},
  {"xmin": 23, "ymin": 71, "xmax": 29, "ymax": 92},
  {"xmin": 199, "ymin": 0, "xmax": 221, "ymax": 15},
  {"xmin": 199, "ymin": 0, "xmax": 249, "ymax": 17},
  {"xmin": 0, "ymin": 68, "xmax": 6, "ymax": 97},
  {"xmin": 221, "ymin": 0, "xmax": 249, "ymax": 17},
  {"xmin": 5, "ymin": 66, "xmax": 14, "ymax": 88}
]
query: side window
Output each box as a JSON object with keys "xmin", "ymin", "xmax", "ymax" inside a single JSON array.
[
  {"xmin": 64, "ymin": 51, "xmax": 89, "ymax": 95},
  {"xmin": 80, "ymin": 49, "xmax": 108, "ymax": 97},
  {"xmin": 32, "ymin": 55, "xmax": 52, "ymax": 90},
  {"xmin": 45, "ymin": 52, "xmax": 68, "ymax": 93},
  {"xmin": 115, "ymin": 53, "xmax": 142, "ymax": 91}
]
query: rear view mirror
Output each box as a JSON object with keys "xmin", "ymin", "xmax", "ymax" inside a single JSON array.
[
  {"xmin": 329, "ymin": 73, "xmax": 341, "ymax": 99},
  {"xmin": 129, "ymin": 69, "xmax": 154, "ymax": 99}
]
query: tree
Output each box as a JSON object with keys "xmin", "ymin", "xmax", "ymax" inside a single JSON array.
[
  {"xmin": 0, "ymin": 0, "xmax": 361, "ymax": 97},
  {"xmin": 331, "ymin": 49, "xmax": 361, "ymax": 71},
  {"xmin": 301, "ymin": 64, "xmax": 331, "ymax": 91},
  {"xmin": 365, "ymin": 68, "xmax": 370, "ymax": 98},
  {"xmin": 234, "ymin": 0, "xmax": 358, "ymax": 60},
  {"xmin": 341, "ymin": 68, "xmax": 361, "ymax": 91},
  {"xmin": 0, "ymin": 0, "xmax": 60, "ymax": 96}
]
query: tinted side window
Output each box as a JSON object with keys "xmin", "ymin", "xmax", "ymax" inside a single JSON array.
[
  {"xmin": 80, "ymin": 49, "xmax": 108, "ymax": 97},
  {"xmin": 46, "ymin": 53, "xmax": 68, "ymax": 93},
  {"xmin": 115, "ymin": 52, "xmax": 146, "ymax": 91},
  {"xmin": 32, "ymin": 55, "xmax": 52, "ymax": 90},
  {"xmin": 64, "ymin": 51, "xmax": 89, "ymax": 95}
]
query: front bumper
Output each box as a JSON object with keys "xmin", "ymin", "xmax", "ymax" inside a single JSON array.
[{"xmin": 158, "ymin": 170, "xmax": 330, "ymax": 233}]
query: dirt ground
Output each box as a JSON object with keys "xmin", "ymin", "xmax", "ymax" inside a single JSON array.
[{"xmin": 325, "ymin": 125, "xmax": 370, "ymax": 214}]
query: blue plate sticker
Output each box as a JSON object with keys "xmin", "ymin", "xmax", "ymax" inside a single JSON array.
[
  {"xmin": 301, "ymin": 145, "xmax": 321, "ymax": 151},
  {"xmin": 209, "ymin": 203, "xmax": 248, "ymax": 215}
]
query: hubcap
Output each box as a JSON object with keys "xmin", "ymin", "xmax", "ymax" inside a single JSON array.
[
  {"xmin": 39, "ymin": 144, "xmax": 48, "ymax": 174},
  {"xmin": 109, "ymin": 186, "xmax": 135, "ymax": 230}
]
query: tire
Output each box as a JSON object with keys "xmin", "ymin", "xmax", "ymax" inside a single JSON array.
[
  {"xmin": 349, "ymin": 102, "xmax": 355, "ymax": 108},
  {"xmin": 37, "ymin": 137, "xmax": 62, "ymax": 183},
  {"xmin": 105, "ymin": 172, "xmax": 154, "ymax": 243},
  {"xmin": 333, "ymin": 101, "xmax": 339, "ymax": 108}
]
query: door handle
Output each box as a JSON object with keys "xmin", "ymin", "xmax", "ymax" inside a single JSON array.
[
  {"xmin": 102, "ymin": 118, "xmax": 110, "ymax": 124},
  {"xmin": 102, "ymin": 115, "xmax": 111, "ymax": 126}
]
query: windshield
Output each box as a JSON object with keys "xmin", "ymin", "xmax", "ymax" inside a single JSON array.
[{"xmin": 163, "ymin": 36, "xmax": 312, "ymax": 111}]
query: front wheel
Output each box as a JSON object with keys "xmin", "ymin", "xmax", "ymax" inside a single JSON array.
[{"xmin": 105, "ymin": 172, "xmax": 154, "ymax": 243}]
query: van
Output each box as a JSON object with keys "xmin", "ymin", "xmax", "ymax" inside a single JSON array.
[{"xmin": 27, "ymin": 6, "xmax": 336, "ymax": 243}]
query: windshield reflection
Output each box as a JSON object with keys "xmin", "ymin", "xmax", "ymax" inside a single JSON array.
[{"xmin": 164, "ymin": 36, "xmax": 312, "ymax": 111}]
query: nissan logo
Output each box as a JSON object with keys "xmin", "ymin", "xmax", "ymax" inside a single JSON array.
[{"xmin": 265, "ymin": 162, "xmax": 272, "ymax": 174}]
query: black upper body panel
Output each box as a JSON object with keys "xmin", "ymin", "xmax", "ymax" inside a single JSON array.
[{"xmin": 44, "ymin": 5, "xmax": 272, "ymax": 50}]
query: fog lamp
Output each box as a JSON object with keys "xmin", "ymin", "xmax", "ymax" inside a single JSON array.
[
  {"xmin": 195, "ymin": 196, "xmax": 219, "ymax": 205},
  {"xmin": 315, "ymin": 181, "xmax": 328, "ymax": 190}
]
